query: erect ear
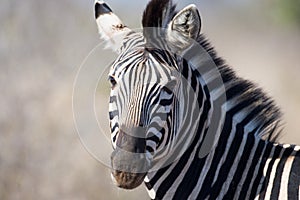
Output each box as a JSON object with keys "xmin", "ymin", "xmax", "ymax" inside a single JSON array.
[
  {"xmin": 167, "ymin": 4, "xmax": 201, "ymax": 50},
  {"xmin": 94, "ymin": 0, "xmax": 131, "ymax": 52}
]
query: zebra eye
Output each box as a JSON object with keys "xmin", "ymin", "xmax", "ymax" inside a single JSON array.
[{"xmin": 108, "ymin": 76, "xmax": 117, "ymax": 88}]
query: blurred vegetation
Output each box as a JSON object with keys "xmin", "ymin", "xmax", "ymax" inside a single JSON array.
[{"xmin": 272, "ymin": 0, "xmax": 300, "ymax": 27}]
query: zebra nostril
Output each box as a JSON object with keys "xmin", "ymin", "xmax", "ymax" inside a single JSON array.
[{"xmin": 111, "ymin": 148, "xmax": 150, "ymax": 175}]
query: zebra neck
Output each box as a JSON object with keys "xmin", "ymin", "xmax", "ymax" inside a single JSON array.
[
  {"xmin": 144, "ymin": 35, "xmax": 300, "ymax": 200},
  {"xmin": 256, "ymin": 142, "xmax": 300, "ymax": 199},
  {"xmin": 145, "ymin": 132, "xmax": 300, "ymax": 199}
]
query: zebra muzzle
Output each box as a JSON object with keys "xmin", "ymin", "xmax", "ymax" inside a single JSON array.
[{"xmin": 110, "ymin": 128, "xmax": 150, "ymax": 189}]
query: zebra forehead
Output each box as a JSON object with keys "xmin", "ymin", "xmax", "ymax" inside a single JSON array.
[{"xmin": 110, "ymin": 47, "xmax": 176, "ymax": 80}]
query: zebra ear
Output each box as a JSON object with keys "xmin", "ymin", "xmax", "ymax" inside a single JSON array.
[
  {"xmin": 94, "ymin": 0, "xmax": 131, "ymax": 52},
  {"xmin": 167, "ymin": 4, "xmax": 201, "ymax": 49}
]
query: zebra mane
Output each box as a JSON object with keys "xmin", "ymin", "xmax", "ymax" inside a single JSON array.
[
  {"xmin": 142, "ymin": 0, "xmax": 176, "ymax": 28},
  {"xmin": 142, "ymin": 0, "xmax": 177, "ymax": 48},
  {"xmin": 196, "ymin": 34, "xmax": 283, "ymax": 142}
]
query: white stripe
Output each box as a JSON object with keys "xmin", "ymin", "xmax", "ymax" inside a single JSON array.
[
  {"xmin": 147, "ymin": 188, "xmax": 156, "ymax": 200},
  {"xmin": 294, "ymin": 146, "xmax": 300, "ymax": 151},
  {"xmin": 264, "ymin": 158, "xmax": 281, "ymax": 200},
  {"xmin": 147, "ymin": 127, "xmax": 162, "ymax": 139},
  {"xmin": 253, "ymin": 146, "xmax": 277, "ymax": 199},
  {"xmin": 263, "ymin": 158, "xmax": 273, "ymax": 177},
  {"xmin": 278, "ymin": 156, "xmax": 296, "ymax": 199},
  {"xmin": 146, "ymin": 140, "xmax": 157, "ymax": 151}
]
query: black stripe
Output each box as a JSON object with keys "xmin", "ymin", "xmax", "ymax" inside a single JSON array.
[
  {"xmin": 139, "ymin": 66, "xmax": 150, "ymax": 124},
  {"xmin": 160, "ymin": 98, "xmax": 173, "ymax": 106},
  {"xmin": 111, "ymin": 123, "xmax": 118, "ymax": 133},
  {"xmin": 208, "ymin": 130, "xmax": 244, "ymax": 199},
  {"xmin": 225, "ymin": 81, "xmax": 251, "ymax": 100},
  {"xmin": 223, "ymin": 133, "xmax": 255, "ymax": 199},
  {"xmin": 197, "ymin": 97, "xmax": 256, "ymax": 198},
  {"xmin": 109, "ymin": 96, "xmax": 117, "ymax": 103},
  {"xmin": 195, "ymin": 83, "xmax": 211, "ymax": 144},
  {"xmin": 197, "ymin": 114, "xmax": 233, "ymax": 199},
  {"xmin": 258, "ymin": 145, "xmax": 282, "ymax": 200},
  {"xmin": 146, "ymin": 146, "xmax": 155, "ymax": 153},
  {"xmin": 181, "ymin": 59, "xmax": 189, "ymax": 79},
  {"xmin": 163, "ymin": 112, "xmax": 172, "ymax": 148},
  {"xmin": 156, "ymin": 127, "xmax": 166, "ymax": 149},
  {"xmin": 154, "ymin": 149, "xmax": 190, "ymax": 198},
  {"xmin": 248, "ymin": 142, "xmax": 273, "ymax": 199},
  {"xmin": 145, "ymin": 85, "xmax": 160, "ymax": 123},
  {"xmin": 155, "ymin": 116, "xmax": 204, "ymax": 199},
  {"xmin": 173, "ymin": 131, "xmax": 207, "ymax": 199},
  {"xmin": 209, "ymin": 103, "xmax": 266, "ymax": 199},
  {"xmin": 153, "ymin": 83, "xmax": 209, "ymax": 199},
  {"xmin": 147, "ymin": 164, "xmax": 171, "ymax": 189},
  {"xmin": 288, "ymin": 151, "xmax": 300, "ymax": 200},
  {"xmin": 147, "ymin": 134, "xmax": 160, "ymax": 145},
  {"xmin": 270, "ymin": 147, "xmax": 294, "ymax": 199},
  {"xmin": 190, "ymin": 69, "xmax": 198, "ymax": 91},
  {"xmin": 109, "ymin": 110, "xmax": 118, "ymax": 120},
  {"xmin": 239, "ymin": 139, "xmax": 265, "ymax": 199}
]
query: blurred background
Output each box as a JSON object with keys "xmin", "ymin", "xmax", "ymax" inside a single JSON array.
[{"xmin": 1, "ymin": 0, "xmax": 299, "ymax": 199}]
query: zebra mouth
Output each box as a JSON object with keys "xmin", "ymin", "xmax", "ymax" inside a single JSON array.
[
  {"xmin": 110, "ymin": 149, "xmax": 150, "ymax": 189},
  {"xmin": 111, "ymin": 170, "xmax": 147, "ymax": 189}
]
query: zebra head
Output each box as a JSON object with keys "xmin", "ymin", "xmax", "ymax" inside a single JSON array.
[{"xmin": 95, "ymin": 0, "xmax": 204, "ymax": 189}]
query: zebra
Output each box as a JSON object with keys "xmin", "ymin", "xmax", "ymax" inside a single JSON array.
[{"xmin": 94, "ymin": 0, "xmax": 300, "ymax": 199}]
